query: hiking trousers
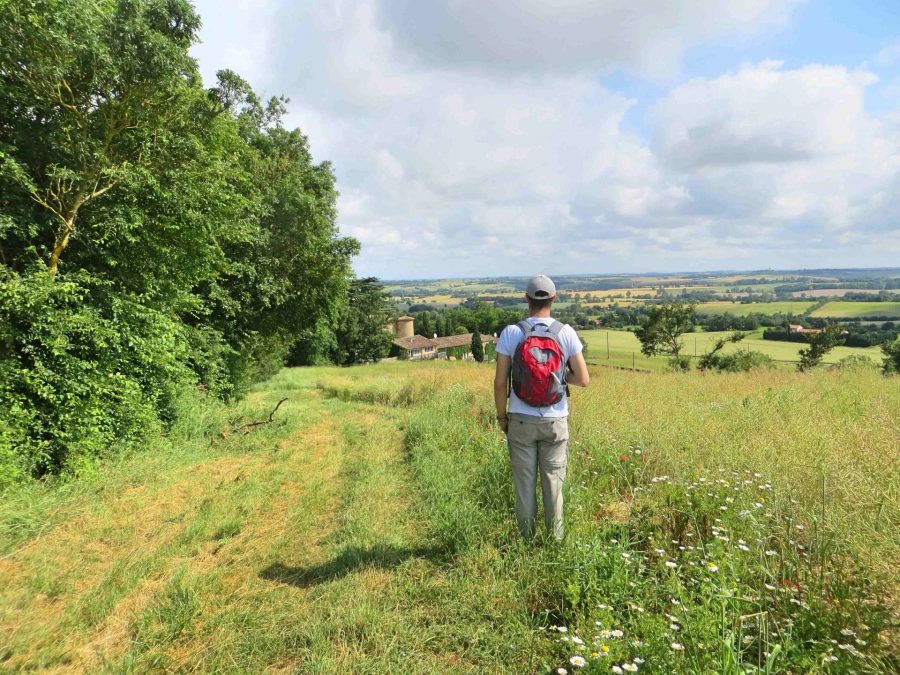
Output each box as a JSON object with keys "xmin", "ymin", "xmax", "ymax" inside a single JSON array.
[{"xmin": 506, "ymin": 413, "xmax": 569, "ymax": 541}]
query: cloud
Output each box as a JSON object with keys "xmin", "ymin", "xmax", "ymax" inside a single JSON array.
[
  {"xmin": 650, "ymin": 61, "xmax": 899, "ymax": 242},
  {"xmin": 652, "ymin": 61, "xmax": 878, "ymax": 169},
  {"xmin": 189, "ymin": 0, "xmax": 900, "ymax": 278},
  {"xmin": 377, "ymin": 0, "xmax": 800, "ymax": 78}
]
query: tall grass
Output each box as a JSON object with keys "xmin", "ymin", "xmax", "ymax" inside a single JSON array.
[{"xmin": 320, "ymin": 361, "xmax": 899, "ymax": 672}]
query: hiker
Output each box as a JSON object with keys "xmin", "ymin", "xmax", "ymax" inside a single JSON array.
[{"xmin": 494, "ymin": 274, "xmax": 590, "ymax": 541}]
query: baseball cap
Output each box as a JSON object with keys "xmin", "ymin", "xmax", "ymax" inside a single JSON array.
[{"xmin": 525, "ymin": 274, "xmax": 557, "ymax": 299}]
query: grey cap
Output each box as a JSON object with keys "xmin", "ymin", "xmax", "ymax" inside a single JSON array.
[{"xmin": 525, "ymin": 274, "xmax": 557, "ymax": 300}]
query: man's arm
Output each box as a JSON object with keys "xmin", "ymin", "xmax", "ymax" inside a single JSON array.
[
  {"xmin": 494, "ymin": 354, "xmax": 511, "ymax": 434},
  {"xmin": 567, "ymin": 351, "xmax": 590, "ymax": 388}
]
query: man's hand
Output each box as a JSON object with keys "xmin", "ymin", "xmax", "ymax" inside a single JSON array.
[
  {"xmin": 498, "ymin": 417, "xmax": 509, "ymax": 435},
  {"xmin": 494, "ymin": 354, "xmax": 512, "ymax": 435}
]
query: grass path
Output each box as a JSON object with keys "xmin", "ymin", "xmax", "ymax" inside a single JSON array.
[{"xmin": 0, "ymin": 370, "xmax": 444, "ymax": 672}]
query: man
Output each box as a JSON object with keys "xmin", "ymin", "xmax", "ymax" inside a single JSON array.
[{"xmin": 494, "ymin": 274, "xmax": 590, "ymax": 541}]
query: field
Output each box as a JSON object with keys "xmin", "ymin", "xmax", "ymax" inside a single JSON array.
[
  {"xmin": 578, "ymin": 329, "xmax": 884, "ymax": 371},
  {"xmin": 1, "ymin": 363, "xmax": 898, "ymax": 672},
  {"xmin": 693, "ymin": 301, "xmax": 817, "ymax": 317},
  {"xmin": 809, "ymin": 302, "xmax": 900, "ymax": 319}
]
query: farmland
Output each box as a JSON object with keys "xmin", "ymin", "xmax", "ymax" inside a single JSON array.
[
  {"xmin": 578, "ymin": 329, "xmax": 885, "ymax": 371},
  {"xmin": 1, "ymin": 363, "xmax": 896, "ymax": 672},
  {"xmin": 809, "ymin": 301, "xmax": 900, "ymax": 319}
]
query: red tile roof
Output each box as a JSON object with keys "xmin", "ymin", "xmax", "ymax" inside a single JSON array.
[{"xmin": 392, "ymin": 335, "xmax": 435, "ymax": 350}]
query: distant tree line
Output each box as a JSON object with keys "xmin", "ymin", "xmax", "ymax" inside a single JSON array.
[{"xmin": 0, "ymin": 0, "xmax": 375, "ymax": 482}]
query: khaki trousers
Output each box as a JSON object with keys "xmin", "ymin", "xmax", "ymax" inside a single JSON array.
[{"xmin": 507, "ymin": 413, "xmax": 569, "ymax": 540}]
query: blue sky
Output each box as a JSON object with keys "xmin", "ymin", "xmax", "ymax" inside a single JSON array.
[{"xmin": 190, "ymin": 1, "xmax": 900, "ymax": 280}]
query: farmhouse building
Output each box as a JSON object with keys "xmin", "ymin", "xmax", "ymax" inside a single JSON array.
[
  {"xmin": 389, "ymin": 318, "xmax": 498, "ymax": 360},
  {"xmin": 788, "ymin": 324, "xmax": 822, "ymax": 335}
]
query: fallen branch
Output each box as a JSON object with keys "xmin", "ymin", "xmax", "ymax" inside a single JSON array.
[{"xmin": 232, "ymin": 398, "xmax": 289, "ymax": 435}]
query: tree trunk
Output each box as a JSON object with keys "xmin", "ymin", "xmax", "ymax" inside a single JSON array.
[{"xmin": 48, "ymin": 219, "xmax": 74, "ymax": 276}]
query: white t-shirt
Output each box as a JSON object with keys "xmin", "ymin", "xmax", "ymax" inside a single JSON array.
[{"xmin": 497, "ymin": 317, "xmax": 583, "ymax": 418}]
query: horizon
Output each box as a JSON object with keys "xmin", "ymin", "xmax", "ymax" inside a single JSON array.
[{"xmin": 380, "ymin": 265, "xmax": 900, "ymax": 284}]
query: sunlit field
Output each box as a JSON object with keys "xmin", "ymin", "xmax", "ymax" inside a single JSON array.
[
  {"xmin": 693, "ymin": 301, "xmax": 818, "ymax": 316},
  {"xmin": 578, "ymin": 329, "xmax": 884, "ymax": 371},
  {"xmin": 1, "ymin": 362, "xmax": 897, "ymax": 672},
  {"xmin": 809, "ymin": 301, "xmax": 900, "ymax": 319}
]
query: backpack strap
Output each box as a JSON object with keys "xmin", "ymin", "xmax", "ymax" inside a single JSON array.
[
  {"xmin": 547, "ymin": 320, "xmax": 564, "ymax": 336},
  {"xmin": 515, "ymin": 320, "xmax": 531, "ymax": 336}
]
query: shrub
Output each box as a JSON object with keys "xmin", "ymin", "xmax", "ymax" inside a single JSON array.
[{"xmin": 0, "ymin": 271, "xmax": 193, "ymax": 480}]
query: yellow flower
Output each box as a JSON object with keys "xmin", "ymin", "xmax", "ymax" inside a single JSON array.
[{"xmin": 601, "ymin": 645, "xmax": 610, "ymax": 654}]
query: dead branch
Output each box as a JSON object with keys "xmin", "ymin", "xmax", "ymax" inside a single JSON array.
[{"xmin": 232, "ymin": 398, "xmax": 288, "ymax": 435}]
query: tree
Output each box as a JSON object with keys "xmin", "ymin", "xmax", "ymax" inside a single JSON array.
[
  {"xmin": 698, "ymin": 332, "xmax": 746, "ymax": 370},
  {"xmin": 882, "ymin": 337, "xmax": 900, "ymax": 374},
  {"xmin": 634, "ymin": 303, "xmax": 696, "ymax": 358},
  {"xmin": 333, "ymin": 278, "xmax": 393, "ymax": 365},
  {"xmin": 0, "ymin": 0, "xmax": 205, "ymax": 275},
  {"xmin": 471, "ymin": 330, "xmax": 484, "ymax": 362},
  {"xmin": 797, "ymin": 324, "xmax": 845, "ymax": 372}
]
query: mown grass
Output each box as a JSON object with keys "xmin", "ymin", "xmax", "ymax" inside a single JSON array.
[{"xmin": 1, "ymin": 361, "xmax": 897, "ymax": 673}]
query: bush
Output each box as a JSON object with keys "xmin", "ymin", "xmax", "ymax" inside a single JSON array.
[
  {"xmin": 833, "ymin": 355, "xmax": 878, "ymax": 371},
  {"xmin": 0, "ymin": 271, "xmax": 194, "ymax": 480}
]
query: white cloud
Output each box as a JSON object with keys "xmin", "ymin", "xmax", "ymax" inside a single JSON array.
[
  {"xmin": 651, "ymin": 61, "xmax": 899, "ymax": 239},
  {"xmin": 189, "ymin": 1, "xmax": 900, "ymax": 278},
  {"xmin": 652, "ymin": 61, "xmax": 878, "ymax": 169},
  {"xmin": 377, "ymin": 0, "xmax": 801, "ymax": 78}
]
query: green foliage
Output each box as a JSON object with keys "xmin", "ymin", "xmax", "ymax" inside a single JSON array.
[
  {"xmin": 0, "ymin": 2, "xmax": 359, "ymax": 479},
  {"xmin": 471, "ymin": 330, "xmax": 484, "ymax": 362},
  {"xmin": 696, "ymin": 331, "xmax": 773, "ymax": 372},
  {"xmin": 332, "ymin": 278, "xmax": 393, "ymax": 365},
  {"xmin": 0, "ymin": 270, "xmax": 190, "ymax": 480},
  {"xmin": 797, "ymin": 324, "xmax": 846, "ymax": 372},
  {"xmin": 882, "ymin": 337, "xmax": 900, "ymax": 374},
  {"xmin": 634, "ymin": 303, "xmax": 695, "ymax": 357},
  {"xmin": 833, "ymin": 354, "xmax": 878, "ymax": 371}
]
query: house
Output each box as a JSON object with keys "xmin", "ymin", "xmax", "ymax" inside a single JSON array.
[
  {"xmin": 389, "ymin": 315, "xmax": 499, "ymax": 361},
  {"xmin": 788, "ymin": 324, "xmax": 822, "ymax": 335},
  {"xmin": 390, "ymin": 334, "xmax": 437, "ymax": 360}
]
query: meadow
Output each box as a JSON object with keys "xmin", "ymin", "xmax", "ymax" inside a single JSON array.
[
  {"xmin": 809, "ymin": 302, "xmax": 900, "ymax": 319},
  {"xmin": 692, "ymin": 302, "xmax": 818, "ymax": 317},
  {"xmin": 1, "ymin": 362, "xmax": 897, "ymax": 672},
  {"xmin": 578, "ymin": 329, "xmax": 884, "ymax": 372}
]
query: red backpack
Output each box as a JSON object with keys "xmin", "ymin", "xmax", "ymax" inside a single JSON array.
[{"xmin": 510, "ymin": 320, "xmax": 568, "ymax": 407}]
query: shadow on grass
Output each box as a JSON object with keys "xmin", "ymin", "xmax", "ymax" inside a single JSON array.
[{"xmin": 259, "ymin": 544, "xmax": 451, "ymax": 588}]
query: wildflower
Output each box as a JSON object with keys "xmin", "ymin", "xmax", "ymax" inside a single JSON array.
[
  {"xmin": 654, "ymin": 548, "xmax": 665, "ymax": 555},
  {"xmin": 634, "ymin": 657, "xmax": 644, "ymax": 664},
  {"xmin": 706, "ymin": 563, "xmax": 719, "ymax": 572},
  {"xmin": 623, "ymin": 664, "xmax": 638, "ymax": 672},
  {"xmin": 598, "ymin": 603, "xmax": 610, "ymax": 610},
  {"xmin": 621, "ymin": 552, "xmax": 631, "ymax": 560},
  {"xmin": 572, "ymin": 636, "xmax": 585, "ymax": 646},
  {"xmin": 558, "ymin": 626, "xmax": 569, "ymax": 633},
  {"xmin": 611, "ymin": 629, "xmax": 624, "ymax": 638},
  {"xmin": 631, "ymin": 641, "xmax": 642, "ymax": 648},
  {"xmin": 671, "ymin": 642, "xmax": 684, "ymax": 651},
  {"xmin": 557, "ymin": 669, "xmax": 568, "ymax": 675},
  {"xmin": 738, "ymin": 544, "xmax": 750, "ymax": 552},
  {"xmin": 570, "ymin": 656, "xmax": 587, "ymax": 668},
  {"xmin": 840, "ymin": 628, "xmax": 855, "ymax": 637},
  {"xmin": 742, "ymin": 635, "xmax": 753, "ymax": 645},
  {"xmin": 591, "ymin": 652, "xmax": 600, "ymax": 658},
  {"xmin": 765, "ymin": 550, "xmax": 777, "ymax": 557},
  {"xmin": 600, "ymin": 645, "xmax": 610, "ymax": 654},
  {"xmin": 600, "ymin": 629, "xmax": 612, "ymax": 638},
  {"xmin": 611, "ymin": 667, "xmax": 623, "ymax": 674}
]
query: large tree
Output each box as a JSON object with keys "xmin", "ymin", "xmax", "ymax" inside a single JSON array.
[
  {"xmin": 333, "ymin": 277, "xmax": 394, "ymax": 365},
  {"xmin": 634, "ymin": 303, "xmax": 696, "ymax": 358},
  {"xmin": 0, "ymin": 0, "xmax": 208, "ymax": 275}
]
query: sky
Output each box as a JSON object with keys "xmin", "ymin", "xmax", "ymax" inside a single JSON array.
[{"xmin": 189, "ymin": 0, "xmax": 900, "ymax": 280}]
